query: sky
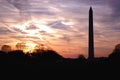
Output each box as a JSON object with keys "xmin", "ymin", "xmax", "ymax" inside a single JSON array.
[{"xmin": 0, "ymin": 0, "xmax": 120, "ymax": 58}]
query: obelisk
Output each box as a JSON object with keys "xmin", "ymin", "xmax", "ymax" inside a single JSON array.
[{"xmin": 88, "ymin": 7, "xmax": 94, "ymax": 59}]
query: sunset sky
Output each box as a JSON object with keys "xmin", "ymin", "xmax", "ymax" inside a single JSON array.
[{"xmin": 0, "ymin": 0, "xmax": 120, "ymax": 58}]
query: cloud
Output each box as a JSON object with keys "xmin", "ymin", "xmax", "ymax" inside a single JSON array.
[
  {"xmin": 0, "ymin": 27, "xmax": 13, "ymax": 34},
  {"xmin": 6, "ymin": 0, "xmax": 30, "ymax": 10},
  {"xmin": 48, "ymin": 21, "xmax": 72, "ymax": 31},
  {"xmin": 13, "ymin": 28, "xmax": 27, "ymax": 34},
  {"xmin": 48, "ymin": 21, "xmax": 67, "ymax": 29},
  {"xmin": 0, "ymin": 0, "xmax": 119, "ymax": 58},
  {"xmin": 108, "ymin": 0, "xmax": 120, "ymax": 18},
  {"xmin": 11, "ymin": 35, "xmax": 40, "ymax": 39},
  {"xmin": 26, "ymin": 24, "xmax": 38, "ymax": 30},
  {"xmin": 39, "ymin": 30, "xmax": 55, "ymax": 38},
  {"xmin": 59, "ymin": 35, "xmax": 71, "ymax": 42}
]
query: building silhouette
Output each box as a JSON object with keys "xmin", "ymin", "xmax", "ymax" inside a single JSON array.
[{"xmin": 88, "ymin": 7, "xmax": 94, "ymax": 59}]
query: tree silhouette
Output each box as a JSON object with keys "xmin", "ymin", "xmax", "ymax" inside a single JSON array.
[
  {"xmin": 113, "ymin": 44, "xmax": 120, "ymax": 53},
  {"xmin": 1, "ymin": 45, "xmax": 11, "ymax": 53},
  {"xmin": 108, "ymin": 44, "xmax": 120, "ymax": 64},
  {"xmin": 16, "ymin": 42, "xmax": 26, "ymax": 51},
  {"xmin": 0, "ymin": 43, "xmax": 120, "ymax": 72},
  {"xmin": 78, "ymin": 54, "xmax": 86, "ymax": 60}
]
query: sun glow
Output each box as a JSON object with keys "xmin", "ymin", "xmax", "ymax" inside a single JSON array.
[
  {"xmin": 24, "ymin": 42, "xmax": 37, "ymax": 53},
  {"xmin": 12, "ymin": 21, "xmax": 56, "ymax": 53},
  {"xmin": 13, "ymin": 21, "xmax": 55, "ymax": 43}
]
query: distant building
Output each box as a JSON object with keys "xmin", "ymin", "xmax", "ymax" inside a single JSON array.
[{"xmin": 1, "ymin": 45, "xmax": 11, "ymax": 53}]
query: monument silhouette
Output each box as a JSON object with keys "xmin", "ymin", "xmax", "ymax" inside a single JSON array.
[{"xmin": 88, "ymin": 7, "xmax": 94, "ymax": 60}]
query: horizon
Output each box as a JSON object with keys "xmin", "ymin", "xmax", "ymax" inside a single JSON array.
[{"xmin": 0, "ymin": 0, "xmax": 120, "ymax": 58}]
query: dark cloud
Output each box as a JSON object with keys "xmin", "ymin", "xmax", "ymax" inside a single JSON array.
[
  {"xmin": 13, "ymin": 28, "xmax": 27, "ymax": 34},
  {"xmin": 39, "ymin": 31, "xmax": 55, "ymax": 37},
  {"xmin": 0, "ymin": 27, "xmax": 13, "ymax": 34},
  {"xmin": 98, "ymin": 0, "xmax": 120, "ymax": 23},
  {"xmin": 48, "ymin": 21, "xmax": 71, "ymax": 31},
  {"xmin": 11, "ymin": 35, "xmax": 40, "ymax": 39},
  {"xmin": 95, "ymin": 47, "xmax": 110, "ymax": 51},
  {"xmin": 6, "ymin": 0, "xmax": 31, "ymax": 22},
  {"xmin": 59, "ymin": 35, "xmax": 71, "ymax": 42},
  {"xmin": 111, "ymin": 26, "xmax": 120, "ymax": 31},
  {"xmin": 108, "ymin": 0, "xmax": 120, "ymax": 17},
  {"xmin": 82, "ymin": 0, "xmax": 106, "ymax": 5},
  {"xmin": 6, "ymin": 0, "xmax": 30, "ymax": 10},
  {"xmin": 97, "ymin": 1, "xmax": 120, "ymax": 26},
  {"xmin": 10, "ymin": 36, "xmax": 26, "ymax": 39},
  {"xmin": 26, "ymin": 36, "xmax": 40, "ymax": 39},
  {"xmin": 74, "ymin": 34, "xmax": 85, "ymax": 39},
  {"xmin": 6, "ymin": 0, "xmax": 55, "ymax": 16},
  {"xmin": 26, "ymin": 24, "xmax": 38, "ymax": 30},
  {"xmin": 49, "ymin": 21, "xmax": 67, "ymax": 29},
  {"xmin": 32, "ymin": 11, "xmax": 55, "ymax": 16},
  {"xmin": 39, "ymin": 31, "xmax": 46, "ymax": 35},
  {"xmin": 99, "ymin": 0, "xmax": 120, "ymax": 32}
]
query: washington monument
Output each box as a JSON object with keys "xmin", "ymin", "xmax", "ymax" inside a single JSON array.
[{"xmin": 88, "ymin": 7, "xmax": 94, "ymax": 59}]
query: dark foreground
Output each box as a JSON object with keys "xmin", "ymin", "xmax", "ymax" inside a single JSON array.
[{"xmin": 0, "ymin": 49, "xmax": 120, "ymax": 77}]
